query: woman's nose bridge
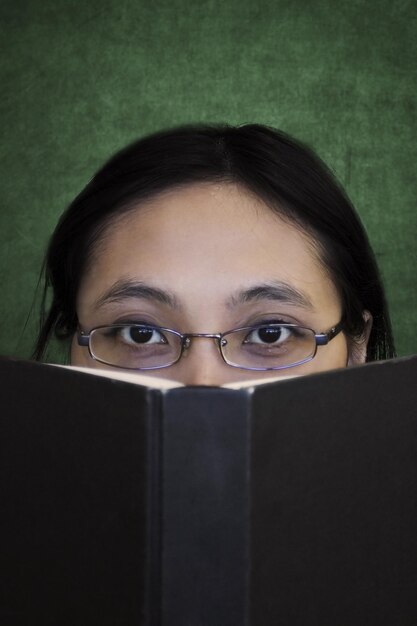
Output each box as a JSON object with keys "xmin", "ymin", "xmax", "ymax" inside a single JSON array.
[
  {"xmin": 182, "ymin": 333, "xmax": 222, "ymax": 353},
  {"xmin": 183, "ymin": 333, "xmax": 221, "ymax": 358},
  {"xmin": 178, "ymin": 334, "xmax": 229, "ymax": 385}
]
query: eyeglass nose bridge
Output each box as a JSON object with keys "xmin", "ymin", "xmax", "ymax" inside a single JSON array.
[{"xmin": 181, "ymin": 332, "xmax": 223, "ymax": 352}]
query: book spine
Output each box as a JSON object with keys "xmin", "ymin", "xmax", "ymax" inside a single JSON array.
[
  {"xmin": 145, "ymin": 389, "xmax": 164, "ymax": 626},
  {"xmin": 159, "ymin": 388, "xmax": 250, "ymax": 626}
]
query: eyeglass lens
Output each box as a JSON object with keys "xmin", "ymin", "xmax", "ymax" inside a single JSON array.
[
  {"xmin": 90, "ymin": 325, "xmax": 182, "ymax": 370},
  {"xmin": 88, "ymin": 324, "xmax": 317, "ymax": 371},
  {"xmin": 222, "ymin": 325, "xmax": 316, "ymax": 369}
]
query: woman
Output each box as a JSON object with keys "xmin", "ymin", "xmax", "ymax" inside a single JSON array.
[{"xmin": 34, "ymin": 124, "xmax": 395, "ymax": 385}]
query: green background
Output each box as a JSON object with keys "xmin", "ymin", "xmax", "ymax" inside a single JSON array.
[{"xmin": 1, "ymin": 0, "xmax": 416, "ymax": 361}]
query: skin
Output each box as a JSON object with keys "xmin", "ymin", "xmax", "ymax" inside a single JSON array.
[{"xmin": 71, "ymin": 182, "xmax": 370, "ymax": 386}]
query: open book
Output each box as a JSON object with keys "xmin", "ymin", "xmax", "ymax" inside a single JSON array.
[{"xmin": 1, "ymin": 354, "xmax": 417, "ymax": 626}]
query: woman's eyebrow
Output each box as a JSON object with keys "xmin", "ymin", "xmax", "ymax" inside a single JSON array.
[
  {"xmin": 94, "ymin": 279, "xmax": 181, "ymax": 310},
  {"xmin": 226, "ymin": 282, "xmax": 313, "ymax": 309}
]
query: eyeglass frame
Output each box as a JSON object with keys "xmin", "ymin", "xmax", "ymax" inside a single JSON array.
[{"xmin": 77, "ymin": 320, "xmax": 344, "ymax": 372}]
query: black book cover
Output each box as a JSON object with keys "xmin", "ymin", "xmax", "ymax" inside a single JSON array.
[{"xmin": 0, "ymin": 355, "xmax": 416, "ymax": 625}]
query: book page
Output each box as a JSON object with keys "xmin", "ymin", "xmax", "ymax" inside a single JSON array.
[
  {"xmin": 223, "ymin": 373, "xmax": 301, "ymax": 389},
  {"xmin": 48, "ymin": 364, "xmax": 184, "ymax": 389},
  {"xmin": 49, "ymin": 363, "xmax": 300, "ymax": 390}
]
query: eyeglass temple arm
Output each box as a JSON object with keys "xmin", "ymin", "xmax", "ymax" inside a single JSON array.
[
  {"xmin": 77, "ymin": 332, "xmax": 89, "ymax": 347},
  {"xmin": 315, "ymin": 321, "xmax": 344, "ymax": 346}
]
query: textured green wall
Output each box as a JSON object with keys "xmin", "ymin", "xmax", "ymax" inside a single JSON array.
[{"xmin": 1, "ymin": 0, "xmax": 416, "ymax": 361}]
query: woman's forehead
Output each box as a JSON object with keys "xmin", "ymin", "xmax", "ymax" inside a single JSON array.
[
  {"xmin": 95, "ymin": 182, "xmax": 316, "ymax": 264},
  {"xmin": 78, "ymin": 182, "xmax": 338, "ymax": 313}
]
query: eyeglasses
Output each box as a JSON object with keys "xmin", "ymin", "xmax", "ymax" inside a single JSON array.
[{"xmin": 77, "ymin": 321, "xmax": 344, "ymax": 371}]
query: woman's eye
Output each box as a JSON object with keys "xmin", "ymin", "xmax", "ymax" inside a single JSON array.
[
  {"xmin": 244, "ymin": 325, "xmax": 292, "ymax": 345},
  {"xmin": 119, "ymin": 326, "xmax": 167, "ymax": 346}
]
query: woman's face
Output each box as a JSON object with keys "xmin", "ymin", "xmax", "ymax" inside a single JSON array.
[{"xmin": 71, "ymin": 182, "xmax": 367, "ymax": 385}]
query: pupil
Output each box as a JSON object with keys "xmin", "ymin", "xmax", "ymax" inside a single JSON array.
[
  {"xmin": 258, "ymin": 327, "xmax": 282, "ymax": 343},
  {"xmin": 129, "ymin": 327, "xmax": 153, "ymax": 343}
]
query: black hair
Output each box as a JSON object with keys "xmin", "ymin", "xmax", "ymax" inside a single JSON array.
[{"xmin": 33, "ymin": 123, "xmax": 395, "ymax": 361}]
